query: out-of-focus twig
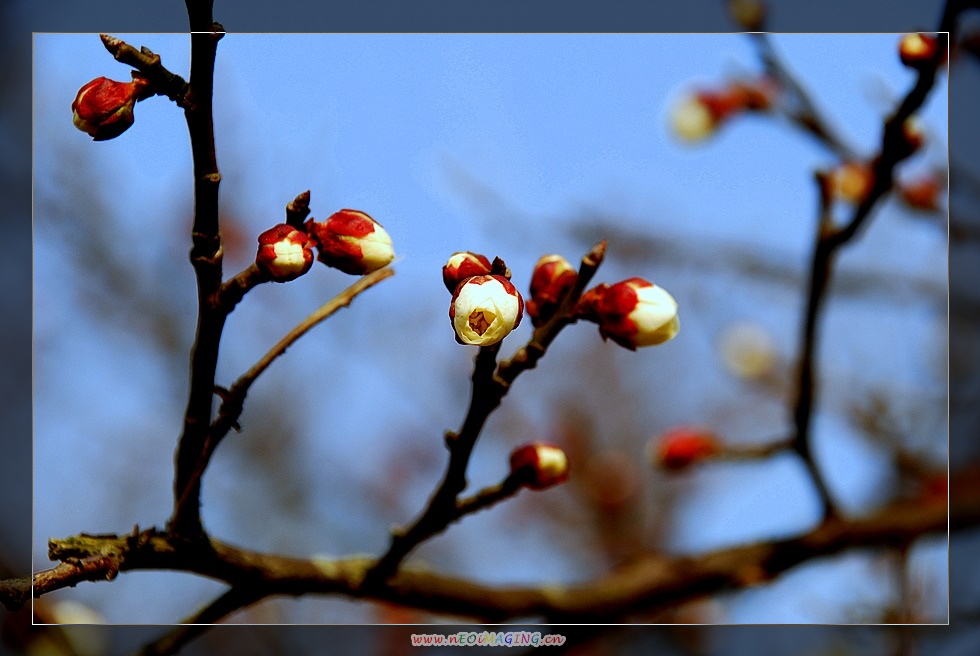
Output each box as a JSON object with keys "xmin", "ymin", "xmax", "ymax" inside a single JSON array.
[{"xmin": 790, "ymin": 31, "xmax": 948, "ymax": 522}]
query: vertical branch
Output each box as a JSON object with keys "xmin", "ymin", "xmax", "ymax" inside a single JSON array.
[
  {"xmin": 169, "ymin": 1, "xmax": 226, "ymax": 539},
  {"xmin": 789, "ymin": 33, "xmax": 947, "ymax": 523}
]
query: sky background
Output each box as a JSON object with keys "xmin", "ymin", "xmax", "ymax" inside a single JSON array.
[{"xmin": 31, "ymin": 32, "xmax": 948, "ymax": 627}]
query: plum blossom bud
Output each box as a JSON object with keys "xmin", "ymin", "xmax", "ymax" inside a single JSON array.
[
  {"xmin": 450, "ymin": 274, "xmax": 524, "ymax": 346},
  {"xmin": 306, "ymin": 209, "xmax": 394, "ymax": 275},
  {"xmin": 718, "ymin": 321, "xmax": 777, "ymax": 381},
  {"xmin": 509, "ymin": 443, "xmax": 570, "ymax": 489},
  {"xmin": 256, "ymin": 224, "xmax": 315, "ymax": 281},
  {"xmin": 526, "ymin": 254, "xmax": 577, "ymax": 327},
  {"xmin": 670, "ymin": 78, "xmax": 776, "ymax": 142},
  {"xmin": 898, "ymin": 174, "xmax": 944, "ymax": 211},
  {"xmin": 901, "ymin": 117, "xmax": 926, "ymax": 153},
  {"xmin": 442, "ymin": 251, "xmax": 492, "ymax": 292},
  {"xmin": 651, "ymin": 426, "xmax": 720, "ymax": 471},
  {"xmin": 71, "ymin": 75, "xmax": 151, "ymax": 141},
  {"xmin": 577, "ymin": 277, "xmax": 679, "ymax": 350},
  {"xmin": 825, "ymin": 161, "xmax": 874, "ymax": 204},
  {"xmin": 899, "ymin": 33, "xmax": 941, "ymax": 68}
]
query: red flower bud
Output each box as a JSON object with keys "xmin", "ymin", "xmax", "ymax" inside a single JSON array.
[
  {"xmin": 671, "ymin": 78, "xmax": 776, "ymax": 142},
  {"xmin": 899, "ymin": 33, "xmax": 942, "ymax": 69},
  {"xmin": 306, "ymin": 209, "xmax": 394, "ymax": 275},
  {"xmin": 577, "ymin": 277, "xmax": 679, "ymax": 350},
  {"xmin": 653, "ymin": 427, "xmax": 720, "ymax": 471},
  {"xmin": 526, "ymin": 254, "xmax": 577, "ymax": 327},
  {"xmin": 449, "ymin": 274, "xmax": 524, "ymax": 346},
  {"xmin": 442, "ymin": 251, "xmax": 492, "ymax": 292},
  {"xmin": 71, "ymin": 75, "xmax": 151, "ymax": 141},
  {"xmin": 256, "ymin": 224, "xmax": 315, "ymax": 281},
  {"xmin": 898, "ymin": 174, "xmax": 944, "ymax": 211},
  {"xmin": 509, "ymin": 443, "xmax": 570, "ymax": 489}
]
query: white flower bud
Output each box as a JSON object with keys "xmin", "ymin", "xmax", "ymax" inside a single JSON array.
[
  {"xmin": 579, "ymin": 277, "xmax": 679, "ymax": 350},
  {"xmin": 449, "ymin": 274, "xmax": 524, "ymax": 346}
]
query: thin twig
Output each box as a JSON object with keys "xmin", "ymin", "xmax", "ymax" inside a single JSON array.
[
  {"xmin": 134, "ymin": 587, "xmax": 264, "ymax": 656},
  {"xmin": 747, "ymin": 33, "xmax": 858, "ymax": 161},
  {"xmin": 364, "ymin": 242, "xmax": 606, "ymax": 586},
  {"xmin": 789, "ymin": 34, "xmax": 947, "ymax": 523},
  {"xmin": 99, "ymin": 34, "xmax": 188, "ymax": 102},
  {"xmin": 173, "ymin": 266, "xmax": 396, "ymax": 520}
]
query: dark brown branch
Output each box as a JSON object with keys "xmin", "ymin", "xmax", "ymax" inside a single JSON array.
[
  {"xmin": 365, "ymin": 242, "xmax": 606, "ymax": 586},
  {"xmin": 169, "ymin": 3, "xmax": 226, "ymax": 539},
  {"xmin": 213, "ymin": 263, "xmax": 272, "ymax": 313},
  {"xmin": 789, "ymin": 36, "xmax": 947, "ymax": 523},
  {"xmin": 29, "ymin": 468, "xmax": 978, "ymax": 622},
  {"xmin": 172, "ymin": 267, "xmax": 395, "ymax": 516}
]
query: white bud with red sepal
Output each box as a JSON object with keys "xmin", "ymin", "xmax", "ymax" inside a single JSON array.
[
  {"xmin": 255, "ymin": 224, "xmax": 315, "ymax": 281},
  {"xmin": 449, "ymin": 274, "xmax": 524, "ymax": 346},
  {"xmin": 509, "ymin": 443, "xmax": 570, "ymax": 489},
  {"xmin": 306, "ymin": 209, "xmax": 394, "ymax": 275},
  {"xmin": 577, "ymin": 277, "xmax": 679, "ymax": 350},
  {"xmin": 526, "ymin": 254, "xmax": 577, "ymax": 327},
  {"xmin": 442, "ymin": 251, "xmax": 492, "ymax": 292}
]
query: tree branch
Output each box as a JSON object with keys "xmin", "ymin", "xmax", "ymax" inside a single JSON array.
[
  {"xmin": 169, "ymin": 4, "xmax": 226, "ymax": 539},
  {"xmin": 99, "ymin": 34, "xmax": 188, "ymax": 103},
  {"xmin": 24, "ymin": 465, "xmax": 977, "ymax": 623},
  {"xmin": 365, "ymin": 242, "xmax": 606, "ymax": 585},
  {"xmin": 172, "ymin": 266, "xmax": 395, "ymax": 529},
  {"xmin": 788, "ymin": 33, "xmax": 947, "ymax": 523}
]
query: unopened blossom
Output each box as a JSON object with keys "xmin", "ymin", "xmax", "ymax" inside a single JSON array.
[
  {"xmin": 255, "ymin": 224, "xmax": 315, "ymax": 281},
  {"xmin": 717, "ymin": 321, "xmax": 778, "ymax": 381},
  {"xmin": 899, "ymin": 33, "xmax": 941, "ymax": 68},
  {"xmin": 898, "ymin": 174, "xmax": 944, "ymax": 211},
  {"xmin": 71, "ymin": 75, "xmax": 151, "ymax": 141},
  {"xmin": 670, "ymin": 78, "xmax": 776, "ymax": 142},
  {"xmin": 825, "ymin": 161, "xmax": 874, "ymax": 204},
  {"xmin": 442, "ymin": 251, "xmax": 492, "ymax": 292},
  {"xmin": 509, "ymin": 443, "xmax": 570, "ymax": 489},
  {"xmin": 449, "ymin": 274, "xmax": 524, "ymax": 346},
  {"xmin": 652, "ymin": 426, "xmax": 720, "ymax": 471},
  {"xmin": 526, "ymin": 254, "xmax": 577, "ymax": 327},
  {"xmin": 577, "ymin": 277, "xmax": 679, "ymax": 350},
  {"xmin": 306, "ymin": 209, "xmax": 394, "ymax": 275}
]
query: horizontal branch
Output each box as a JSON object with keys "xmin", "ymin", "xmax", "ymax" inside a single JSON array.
[{"xmin": 22, "ymin": 463, "xmax": 977, "ymax": 624}]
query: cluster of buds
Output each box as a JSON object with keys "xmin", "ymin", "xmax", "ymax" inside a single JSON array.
[
  {"xmin": 71, "ymin": 74, "xmax": 153, "ymax": 141},
  {"xmin": 509, "ymin": 443, "xmax": 570, "ymax": 489},
  {"xmin": 898, "ymin": 33, "xmax": 945, "ymax": 69},
  {"xmin": 444, "ymin": 252, "xmax": 524, "ymax": 346},
  {"xmin": 651, "ymin": 426, "xmax": 721, "ymax": 471},
  {"xmin": 576, "ymin": 277, "xmax": 679, "ymax": 350},
  {"xmin": 254, "ymin": 206, "xmax": 394, "ymax": 283},
  {"xmin": 670, "ymin": 77, "xmax": 778, "ymax": 142},
  {"xmin": 526, "ymin": 254, "xmax": 577, "ymax": 327}
]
